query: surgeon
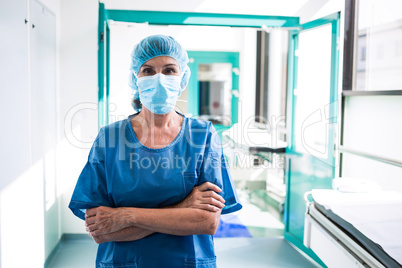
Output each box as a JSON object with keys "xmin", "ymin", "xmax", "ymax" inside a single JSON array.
[{"xmin": 69, "ymin": 34, "xmax": 242, "ymax": 268}]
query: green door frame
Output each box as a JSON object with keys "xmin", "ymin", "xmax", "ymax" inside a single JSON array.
[
  {"xmin": 98, "ymin": 3, "xmax": 105, "ymax": 127},
  {"xmin": 187, "ymin": 51, "xmax": 240, "ymax": 129},
  {"xmin": 98, "ymin": 3, "xmax": 111, "ymax": 127},
  {"xmin": 284, "ymin": 12, "xmax": 340, "ymax": 265},
  {"xmin": 106, "ymin": 10, "xmax": 299, "ymax": 28},
  {"xmin": 97, "ymin": 6, "xmax": 300, "ymax": 129}
]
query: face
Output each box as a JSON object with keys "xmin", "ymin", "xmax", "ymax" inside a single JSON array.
[{"xmin": 138, "ymin": 56, "xmax": 181, "ymax": 78}]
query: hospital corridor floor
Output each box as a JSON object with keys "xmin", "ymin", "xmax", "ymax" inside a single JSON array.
[{"xmin": 46, "ymin": 235, "xmax": 319, "ymax": 268}]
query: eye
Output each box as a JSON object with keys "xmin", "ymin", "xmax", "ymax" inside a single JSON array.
[
  {"xmin": 141, "ymin": 68, "xmax": 155, "ymax": 76},
  {"xmin": 163, "ymin": 68, "xmax": 178, "ymax": 75}
]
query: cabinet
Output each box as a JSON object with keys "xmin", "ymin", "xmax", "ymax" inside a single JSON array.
[{"xmin": 0, "ymin": 0, "xmax": 30, "ymax": 190}]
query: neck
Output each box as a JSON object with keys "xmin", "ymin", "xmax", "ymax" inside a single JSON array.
[{"xmin": 139, "ymin": 107, "xmax": 177, "ymax": 128}]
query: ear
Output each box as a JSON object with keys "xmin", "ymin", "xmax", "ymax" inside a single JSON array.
[
  {"xmin": 180, "ymin": 66, "xmax": 191, "ymax": 90},
  {"xmin": 131, "ymin": 91, "xmax": 142, "ymax": 112}
]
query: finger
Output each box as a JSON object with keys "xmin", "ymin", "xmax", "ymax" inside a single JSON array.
[
  {"xmin": 92, "ymin": 236, "xmax": 104, "ymax": 244},
  {"xmin": 197, "ymin": 182, "xmax": 222, "ymax": 193},
  {"xmin": 85, "ymin": 216, "xmax": 97, "ymax": 226},
  {"xmin": 85, "ymin": 207, "xmax": 98, "ymax": 218},
  {"xmin": 202, "ymin": 197, "xmax": 225, "ymax": 209},
  {"xmin": 198, "ymin": 182, "xmax": 221, "ymax": 192},
  {"xmin": 202, "ymin": 191, "xmax": 225, "ymax": 204},
  {"xmin": 209, "ymin": 191, "xmax": 226, "ymax": 204},
  {"xmin": 86, "ymin": 224, "xmax": 98, "ymax": 232},
  {"xmin": 207, "ymin": 204, "xmax": 221, "ymax": 212},
  {"xmin": 197, "ymin": 204, "xmax": 220, "ymax": 212},
  {"xmin": 90, "ymin": 229, "xmax": 102, "ymax": 237},
  {"xmin": 89, "ymin": 231, "xmax": 97, "ymax": 237}
]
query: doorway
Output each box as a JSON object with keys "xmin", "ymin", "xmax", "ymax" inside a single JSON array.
[{"xmin": 186, "ymin": 51, "xmax": 239, "ymax": 132}]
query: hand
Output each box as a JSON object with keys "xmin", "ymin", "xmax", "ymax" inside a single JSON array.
[
  {"xmin": 91, "ymin": 234, "xmax": 109, "ymax": 244},
  {"xmin": 91, "ymin": 226, "xmax": 154, "ymax": 244},
  {"xmin": 85, "ymin": 206, "xmax": 130, "ymax": 237},
  {"xmin": 177, "ymin": 182, "xmax": 225, "ymax": 212}
]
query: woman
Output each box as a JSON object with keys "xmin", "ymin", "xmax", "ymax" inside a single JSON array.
[{"xmin": 69, "ymin": 35, "xmax": 242, "ymax": 268}]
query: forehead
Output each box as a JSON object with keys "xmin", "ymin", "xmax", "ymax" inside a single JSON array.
[{"xmin": 141, "ymin": 56, "xmax": 179, "ymax": 67}]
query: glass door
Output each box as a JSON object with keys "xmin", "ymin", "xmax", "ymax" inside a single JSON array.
[{"xmin": 284, "ymin": 13, "xmax": 340, "ymax": 261}]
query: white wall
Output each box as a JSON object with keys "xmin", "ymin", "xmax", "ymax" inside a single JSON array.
[
  {"xmin": 59, "ymin": 0, "xmax": 99, "ymax": 234},
  {"xmin": 239, "ymin": 29, "xmax": 257, "ymax": 126},
  {"xmin": 266, "ymin": 28, "xmax": 288, "ymax": 133}
]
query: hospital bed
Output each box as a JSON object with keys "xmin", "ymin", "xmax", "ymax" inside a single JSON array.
[{"xmin": 304, "ymin": 189, "xmax": 402, "ymax": 268}]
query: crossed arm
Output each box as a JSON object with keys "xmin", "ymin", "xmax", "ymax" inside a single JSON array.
[{"xmin": 85, "ymin": 182, "xmax": 225, "ymax": 244}]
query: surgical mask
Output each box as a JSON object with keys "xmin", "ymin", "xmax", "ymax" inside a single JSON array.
[{"xmin": 137, "ymin": 73, "xmax": 182, "ymax": 114}]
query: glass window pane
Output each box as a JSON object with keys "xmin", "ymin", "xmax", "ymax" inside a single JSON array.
[
  {"xmin": 294, "ymin": 24, "xmax": 332, "ymax": 159},
  {"xmin": 355, "ymin": 0, "xmax": 402, "ymax": 91}
]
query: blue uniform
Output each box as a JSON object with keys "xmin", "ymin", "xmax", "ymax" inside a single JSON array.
[{"xmin": 69, "ymin": 113, "xmax": 242, "ymax": 268}]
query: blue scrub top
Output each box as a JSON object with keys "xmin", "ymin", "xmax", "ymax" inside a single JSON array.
[{"xmin": 69, "ymin": 112, "xmax": 242, "ymax": 268}]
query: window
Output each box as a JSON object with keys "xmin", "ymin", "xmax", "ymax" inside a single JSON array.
[{"xmin": 354, "ymin": 0, "xmax": 402, "ymax": 91}]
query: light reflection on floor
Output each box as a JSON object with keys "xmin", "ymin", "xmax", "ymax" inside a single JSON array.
[{"xmin": 215, "ymin": 189, "xmax": 285, "ymax": 238}]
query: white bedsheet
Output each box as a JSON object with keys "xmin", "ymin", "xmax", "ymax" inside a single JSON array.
[{"xmin": 311, "ymin": 189, "xmax": 402, "ymax": 264}]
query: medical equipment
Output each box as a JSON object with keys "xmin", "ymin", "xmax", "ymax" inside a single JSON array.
[{"xmin": 304, "ymin": 189, "xmax": 402, "ymax": 268}]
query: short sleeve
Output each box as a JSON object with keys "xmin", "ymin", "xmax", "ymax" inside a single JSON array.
[
  {"xmin": 68, "ymin": 128, "xmax": 114, "ymax": 220},
  {"xmin": 199, "ymin": 123, "xmax": 242, "ymax": 215}
]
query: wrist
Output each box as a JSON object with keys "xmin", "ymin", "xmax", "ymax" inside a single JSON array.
[
  {"xmin": 120, "ymin": 207, "xmax": 137, "ymax": 228},
  {"xmin": 165, "ymin": 203, "xmax": 179, "ymax": 209}
]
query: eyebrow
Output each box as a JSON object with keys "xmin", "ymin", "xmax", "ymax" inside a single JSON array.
[
  {"xmin": 141, "ymin": 64, "xmax": 154, "ymax": 69},
  {"xmin": 163, "ymin": 63, "xmax": 179, "ymax": 68},
  {"xmin": 140, "ymin": 63, "xmax": 179, "ymax": 69}
]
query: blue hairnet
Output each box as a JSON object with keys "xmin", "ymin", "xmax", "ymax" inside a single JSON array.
[{"xmin": 128, "ymin": 35, "xmax": 191, "ymax": 111}]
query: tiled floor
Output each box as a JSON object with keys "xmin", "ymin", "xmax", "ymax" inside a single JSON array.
[
  {"xmin": 215, "ymin": 237, "xmax": 320, "ymax": 268},
  {"xmin": 45, "ymin": 235, "xmax": 97, "ymax": 268},
  {"xmin": 46, "ymin": 236, "xmax": 319, "ymax": 268}
]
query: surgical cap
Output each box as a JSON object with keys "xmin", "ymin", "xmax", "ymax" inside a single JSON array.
[{"xmin": 128, "ymin": 35, "xmax": 191, "ymax": 111}]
